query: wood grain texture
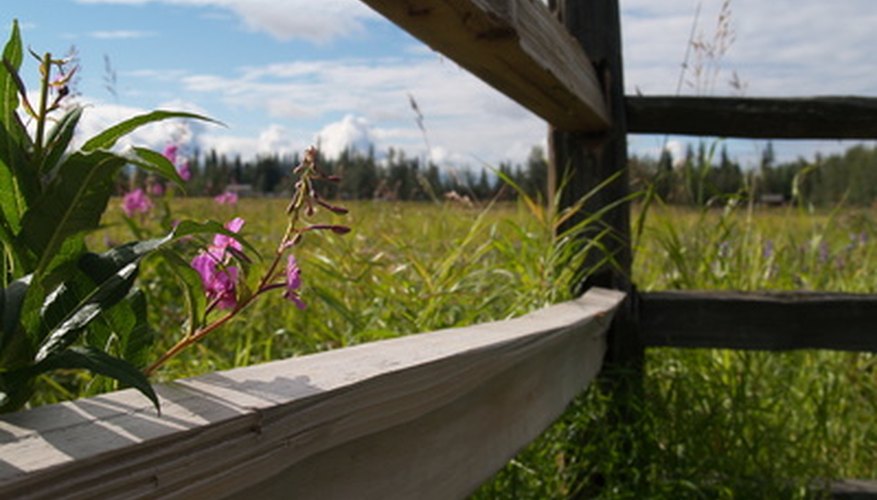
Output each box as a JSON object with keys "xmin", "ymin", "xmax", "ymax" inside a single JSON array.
[
  {"xmin": 640, "ymin": 291, "xmax": 877, "ymax": 352},
  {"xmin": 358, "ymin": 0, "xmax": 609, "ymax": 131},
  {"xmin": 627, "ymin": 95, "xmax": 877, "ymax": 139},
  {"xmin": 0, "ymin": 288, "xmax": 624, "ymax": 499}
]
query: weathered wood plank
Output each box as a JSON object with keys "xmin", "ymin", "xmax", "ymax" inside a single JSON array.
[
  {"xmin": 640, "ymin": 291, "xmax": 877, "ymax": 352},
  {"xmin": 830, "ymin": 479, "xmax": 877, "ymax": 499},
  {"xmin": 0, "ymin": 288, "xmax": 624, "ymax": 500},
  {"xmin": 627, "ymin": 95, "xmax": 877, "ymax": 139},
  {"xmin": 358, "ymin": 0, "xmax": 609, "ymax": 131}
]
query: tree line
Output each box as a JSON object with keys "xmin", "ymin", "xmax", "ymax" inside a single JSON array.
[
  {"xmin": 123, "ymin": 141, "xmax": 877, "ymax": 207},
  {"xmin": 630, "ymin": 142, "xmax": 877, "ymax": 207},
  {"xmin": 124, "ymin": 146, "xmax": 550, "ymax": 203}
]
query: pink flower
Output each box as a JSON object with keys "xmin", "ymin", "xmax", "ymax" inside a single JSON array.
[
  {"xmin": 191, "ymin": 253, "xmax": 239, "ymax": 310},
  {"xmin": 177, "ymin": 160, "xmax": 192, "ymax": 182},
  {"xmin": 214, "ymin": 191, "xmax": 239, "ymax": 206},
  {"xmin": 209, "ymin": 217, "xmax": 244, "ymax": 257},
  {"xmin": 148, "ymin": 182, "xmax": 165, "ymax": 197},
  {"xmin": 283, "ymin": 255, "xmax": 305, "ymax": 310},
  {"xmin": 162, "ymin": 144, "xmax": 178, "ymax": 165},
  {"xmin": 191, "ymin": 217, "xmax": 246, "ymax": 310},
  {"xmin": 121, "ymin": 188, "xmax": 153, "ymax": 217}
]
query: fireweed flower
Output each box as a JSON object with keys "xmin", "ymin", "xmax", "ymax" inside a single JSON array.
[
  {"xmin": 191, "ymin": 253, "xmax": 239, "ymax": 310},
  {"xmin": 177, "ymin": 160, "xmax": 192, "ymax": 182},
  {"xmin": 214, "ymin": 191, "xmax": 239, "ymax": 206},
  {"xmin": 283, "ymin": 255, "xmax": 306, "ymax": 310},
  {"xmin": 163, "ymin": 143, "xmax": 192, "ymax": 181},
  {"xmin": 148, "ymin": 182, "xmax": 165, "ymax": 197},
  {"xmin": 121, "ymin": 188, "xmax": 153, "ymax": 217},
  {"xmin": 162, "ymin": 144, "xmax": 178, "ymax": 165},
  {"xmin": 191, "ymin": 217, "xmax": 246, "ymax": 310}
]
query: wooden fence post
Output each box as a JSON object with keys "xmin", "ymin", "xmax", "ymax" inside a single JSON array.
[
  {"xmin": 548, "ymin": 2, "xmax": 643, "ymax": 494},
  {"xmin": 549, "ymin": 0, "xmax": 641, "ymax": 370}
]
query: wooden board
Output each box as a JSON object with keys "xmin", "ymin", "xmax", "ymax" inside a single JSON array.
[
  {"xmin": 0, "ymin": 288, "xmax": 624, "ymax": 499},
  {"xmin": 358, "ymin": 0, "xmax": 609, "ymax": 131},
  {"xmin": 627, "ymin": 95, "xmax": 877, "ymax": 139},
  {"xmin": 640, "ymin": 291, "xmax": 877, "ymax": 352}
]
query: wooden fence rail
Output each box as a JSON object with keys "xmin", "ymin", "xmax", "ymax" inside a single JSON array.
[
  {"xmin": 639, "ymin": 291, "xmax": 877, "ymax": 352},
  {"xmin": 359, "ymin": 0, "xmax": 609, "ymax": 132},
  {"xmin": 0, "ymin": 289, "xmax": 624, "ymax": 500},
  {"xmin": 627, "ymin": 95, "xmax": 877, "ymax": 139}
]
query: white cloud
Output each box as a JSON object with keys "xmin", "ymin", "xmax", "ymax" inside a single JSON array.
[
  {"xmin": 315, "ymin": 115, "xmax": 374, "ymax": 159},
  {"xmin": 620, "ymin": 0, "xmax": 877, "ymax": 97},
  {"xmin": 76, "ymin": 0, "xmax": 379, "ymax": 43},
  {"xmin": 177, "ymin": 55, "xmax": 546, "ymax": 166},
  {"xmin": 89, "ymin": 30, "xmax": 155, "ymax": 39}
]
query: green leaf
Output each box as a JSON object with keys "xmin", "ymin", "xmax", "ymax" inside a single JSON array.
[
  {"xmin": 1, "ymin": 20, "xmax": 23, "ymax": 134},
  {"xmin": 32, "ymin": 346, "xmax": 160, "ymax": 413},
  {"xmin": 35, "ymin": 234, "xmax": 172, "ymax": 350},
  {"xmin": 81, "ymin": 110, "xmax": 221, "ymax": 153},
  {"xmin": 0, "ymin": 114, "xmax": 32, "ymax": 233},
  {"xmin": 129, "ymin": 147, "xmax": 185, "ymax": 188},
  {"xmin": 0, "ymin": 275, "xmax": 33, "ymax": 372},
  {"xmin": 39, "ymin": 106, "xmax": 82, "ymax": 177},
  {"xmin": 34, "ymin": 262, "xmax": 137, "ymax": 363},
  {"xmin": 157, "ymin": 250, "xmax": 206, "ymax": 337},
  {"xmin": 18, "ymin": 150, "xmax": 127, "ymax": 277},
  {"xmin": 86, "ymin": 287, "xmax": 154, "ymax": 369}
]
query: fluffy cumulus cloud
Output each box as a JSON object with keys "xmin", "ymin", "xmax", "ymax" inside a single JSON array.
[
  {"xmin": 315, "ymin": 115, "xmax": 374, "ymax": 159},
  {"xmin": 178, "ymin": 55, "xmax": 546, "ymax": 166},
  {"xmin": 76, "ymin": 0, "xmax": 379, "ymax": 43}
]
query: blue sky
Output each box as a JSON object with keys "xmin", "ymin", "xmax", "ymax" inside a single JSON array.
[{"xmin": 7, "ymin": 0, "xmax": 877, "ymax": 169}]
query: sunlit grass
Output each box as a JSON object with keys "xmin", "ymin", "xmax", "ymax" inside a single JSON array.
[{"xmin": 39, "ymin": 196, "xmax": 877, "ymax": 497}]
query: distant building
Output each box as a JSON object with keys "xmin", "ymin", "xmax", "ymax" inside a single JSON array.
[
  {"xmin": 758, "ymin": 193, "xmax": 785, "ymax": 206},
  {"xmin": 226, "ymin": 183, "xmax": 254, "ymax": 197}
]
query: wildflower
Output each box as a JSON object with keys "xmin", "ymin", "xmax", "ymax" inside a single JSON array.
[
  {"xmin": 209, "ymin": 217, "xmax": 245, "ymax": 258},
  {"xmin": 191, "ymin": 252, "xmax": 239, "ymax": 310},
  {"xmin": 283, "ymin": 255, "xmax": 306, "ymax": 310},
  {"xmin": 148, "ymin": 182, "xmax": 165, "ymax": 197},
  {"xmin": 177, "ymin": 160, "xmax": 192, "ymax": 182},
  {"xmin": 121, "ymin": 188, "xmax": 152, "ymax": 217},
  {"xmin": 191, "ymin": 217, "xmax": 246, "ymax": 310},
  {"xmin": 214, "ymin": 191, "xmax": 239, "ymax": 206},
  {"xmin": 162, "ymin": 144, "xmax": 178, "ymax": 165},
  {"xmin": 762, "ymin": 240, "xmax": 774, "ymax": 260}
]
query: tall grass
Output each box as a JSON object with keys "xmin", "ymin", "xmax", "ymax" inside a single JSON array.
[
  {"xmin": 30, "ymin": 193, "xmax": 877, "ymax": 498},
  {"xmin": 475, "ymin": 200, "xmax": 877, "ymax": 499}
]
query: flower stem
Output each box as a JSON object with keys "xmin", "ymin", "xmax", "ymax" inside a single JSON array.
[{"xmin": 33, "ymin": 52, "xmax": 52, "ymax": 161}]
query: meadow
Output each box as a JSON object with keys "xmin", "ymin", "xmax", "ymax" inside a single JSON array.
[{"xmin": 40, "ymin": 195, "xmax": 877, "ymax": 498}]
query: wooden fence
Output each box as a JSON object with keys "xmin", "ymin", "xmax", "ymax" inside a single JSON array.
[
  {"xmin": 0, "ymin": 289, "xmax": 623, "ymax": 499},
  {"xmin": 1, "ymin": 0, "xmax": 876, "ymax": 497}
]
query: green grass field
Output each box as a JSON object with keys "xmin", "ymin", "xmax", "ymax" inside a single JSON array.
[{"xmin": 44, "ymin": 196, "xmax": 877, "ymax": 498}]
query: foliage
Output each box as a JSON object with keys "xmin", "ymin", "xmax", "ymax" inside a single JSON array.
[{"xmin": 0, "ymin": 20, "xmax": 220, "ymax": 413}]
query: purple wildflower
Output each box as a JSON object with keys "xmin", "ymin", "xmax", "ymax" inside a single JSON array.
[
  {"xmin": 121, "ymin": 188, "xmax": 153, "ymax": 217},
  {"xmin": 162, "ymin": 144, "xmax": 178, "ymax": 165},
  {"xmin": 191, "ymin": 253, "xmax": 239, "ymax": 310},
  {"xmin": 283, "ymin": 255, "xmax": 305, "ymax": 310},
  {"xmin": 209, "ymin": 217, "xmax": 245, "ymax": 258},
  {"xmin": 762, "ymin": 240, "xmax": 774, "ymax": 260},
  {"xmin": 191, "ymin": 217, "xmax": 247, "ymax": 310},
  {"xmin": 177, "ymin": 160, "xmax": 192, "ymax": 182},
  {"xmin": 148, "ymin": 182, "xmax": 165, "ymax": 197},
  {"xmin": 819, "ymin": 241, "xmax": 830, "ymax": 264},
  {"xmin": 214, "ymin": 191, "xmax": 239, "ymax": 206}
]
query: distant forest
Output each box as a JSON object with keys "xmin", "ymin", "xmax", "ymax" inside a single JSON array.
[
  {"xmin": 630, "ymin": 142, "xmax": 877, "ymax": 206},
  {"xmin": 124, "ymin": 142, "xmax": 877, "ymax": 206}
]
